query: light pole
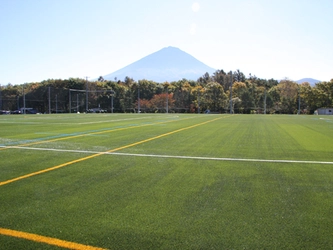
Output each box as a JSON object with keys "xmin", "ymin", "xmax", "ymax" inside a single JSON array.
[
  {"xmin": 137, "ymin": 82, "xmax": 140, "ymax": 113},
  {"xmin": 298, "ymin": 85, "xmax": 301, "ymax": 115},
  {"xmin": 48, "ymin": 86, "xmax": 51, "ymax": 114},
  {"xmin": 229, "ymin": 71, "xmax": 233, "ymax": 114},
  {"xmin": 197, "ymin": 90, "xmax": 200, "ymax": 114},
  {"xmin": 0, "ymin": 84, "xmax": 2, "ymax": 111},
  {"xmin": 85, "ymin": 77, "xmax": 89, "ymax": 112},
  {"xmin": 56, "ymin": 94, "xmax": 58, "ymax": 114},
  {"xmin": 77, "ymin": 94, "xmax": 79, "ymax": 113},
  {"xmin": 110, "ymin": 90, "xmax": 114, "ymax": 113},
  {"xmin": 69, "ymin": 89, "xmax": 71, "ymax": 113},
  {"xmin": 264, "ymin": 88, "xmax": 267, "ymax": 114},
  {"xmin": 166, "ymin": 88, "xmax": 169, "ymax": 113},
  {"xmin": 23, "ymin": 84, "xmax": 26, "ymax": 114}
]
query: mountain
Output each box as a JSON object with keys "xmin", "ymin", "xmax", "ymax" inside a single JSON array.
[
  {"xmin": 103, "ymin": 46, "xmax": 216, "ymax": 82},
  {"xmin": 296, "ymin": 78, "xmax": 321, "ymax": 86}
]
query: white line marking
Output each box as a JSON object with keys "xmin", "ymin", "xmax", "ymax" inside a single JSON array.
[
  {"xmin": 3, "ymin": 145, "xmax": 333, "ymax": 165},
  {"xmin": 0, "ymin": 116, "xmax": 160, "ymax": 125},
  {"xmin": 77, "ymin": 116, "xmax": 158, "ymax": 125}
]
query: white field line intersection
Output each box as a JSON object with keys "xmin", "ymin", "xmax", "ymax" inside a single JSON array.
[{"xmin": 3, "ymin": 145, "xmax": 333, "ymax": 165}]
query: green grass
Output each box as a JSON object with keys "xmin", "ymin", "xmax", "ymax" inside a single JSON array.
[{"xmin": 0, "ymin": 114, "xmax": 333, "ymax": 249}]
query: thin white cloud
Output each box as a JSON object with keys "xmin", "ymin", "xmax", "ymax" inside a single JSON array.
[
  {"xmin": 190, "ymin": 23, "xmax": 197, "ymax": 35},
  {"xmin": 192, "ymin": 2, "xmax": 200, "ymax": 12}
]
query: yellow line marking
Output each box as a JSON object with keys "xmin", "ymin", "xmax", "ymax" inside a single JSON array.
[
  {"xmin": 0, "ymin": 116, "xmax": 227, "ymax": 187},
  {"xmin": 0, "ymin": 116, "xmax": 194, "ymax": 151},
  {"xmin": 0, "ymin": 227, "xmax": 106, "ymax": 250},
  {"xmin": 0, "ymin": 116, "xmax": 230, "ymax": 248}
]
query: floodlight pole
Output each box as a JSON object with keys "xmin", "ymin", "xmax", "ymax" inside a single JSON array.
[
  {"xmin": 69, "ymin": 89, "xmax": 71, "ymax": 113},
  {"xmin": 229, "ymin": 71, "xmax": 233, "ymax": 114},
  {"xmin": 111, "ymin": 94, "xmax": 114, "ymax": 113},
  {"xmin": 110, "ymin": 90, "xmax": 114, "ymax": 113},
  {"xmin": 298, "ymin": 86, "xmax": 301, "ymax": 115},
  {"xmin": 23, "ymin": 84, "xmax": 26, "ymax": 114},
  {"xmin": 137, "ymin": 83, "xmax": 140, "ymax": 113},
  {"xmin": 85, "ymin": 77, "xmax": 89, "ymax": 112},
  {"xmin": 198, "ymin": 90, "xmax": 200, "ymax": 114},
  {"xmin": 0, "ymin": 84, "xmax": 2, "ymax": 111},
  {"xmin": 166, "ymin": 89, "xmax": 169, "ymax": 113},
  {"xmin": 264, "ymin": 89, "xmax": 267, "ymax": 115},
  {"xmin": 48, "ymin": 86, "xmax": 51, "ymax": 114}
]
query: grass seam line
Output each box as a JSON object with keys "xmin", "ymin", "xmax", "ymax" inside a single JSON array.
[
  {"xmin": 0, "ymin": 227, "xmax": 106, "ymax": 250},
  {"xmin": 0, "ymin": 116, "xmax": 227, "ymax": 187}
]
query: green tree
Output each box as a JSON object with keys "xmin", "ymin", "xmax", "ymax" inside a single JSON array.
[
  {"xmin": 197, "ymin": 72, "xmax": 212, "ymax": 85},
  {"xmin": 277, "ymin": 79, "xmax": 298, "ymax": 113},
  {"xmin": 233, "ymin": 69, "xmax": 246, "ymax": 82},
  {"xmin": 136, "ymin": 80, "xmax": 158, "ymax": 100},
  {"xmin": 240, "ymin": 90, "xmax": 255, "ymax": 113},
  {"xmin": 204, "ymin": 81, "xmax": 228, "ymax": 112},
  {"xmin": 171, "ymin": 79, "xmax": 192, "ymax": 112},
  {"xmin": 314, "ymin": 80, "xmax": 333, "ymax": 108},
  {"xmin": 150, "ymin": 93, "xmax": 174, "ymax": 112}
]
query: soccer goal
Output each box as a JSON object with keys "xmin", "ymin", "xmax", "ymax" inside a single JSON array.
[{"xmin": 69, "ymin": 88, "xmax": 115, "ymax": 113}]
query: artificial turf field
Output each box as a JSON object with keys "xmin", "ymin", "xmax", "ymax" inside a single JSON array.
[{"xmin": 0, "ymin": 113, "xmax": 332, "ymax": 249}]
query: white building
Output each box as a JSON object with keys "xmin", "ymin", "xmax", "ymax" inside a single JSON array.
[{"xmin": 317, "ymin": 108, "xmax": 333, "ymax": 115}]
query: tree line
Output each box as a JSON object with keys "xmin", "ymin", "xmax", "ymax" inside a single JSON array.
[{"xmin": 0, "ymin": 70, "xmax": 332, "ymax": 114}]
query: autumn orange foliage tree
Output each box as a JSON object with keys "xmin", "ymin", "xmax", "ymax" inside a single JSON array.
[{"xmin": 136, "ymin": 93, "xmax": 174, "ymax": 112}]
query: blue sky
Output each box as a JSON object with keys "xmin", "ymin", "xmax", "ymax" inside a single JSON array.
[{"xmin": 1, "ymin": 0, "xmax": 332, "ymax": 85}]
